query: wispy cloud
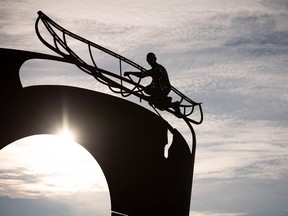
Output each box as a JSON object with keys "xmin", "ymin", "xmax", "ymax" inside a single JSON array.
[
  {"xmin": 195, "ymin": 114, "xmax": 288, "ymax": 176},
  {"xmin": 0, "ymin": 167, "xmax": 47, "ymax": 198},
  {"xmin": 0, "ymin": 196, "xmax": 74, "ymax": 216},
  {"xmin": 1, "ymin": 0, "xmax": 288, "ymax": 215},
  {"xmin": 190, "ymin": 210, "xmax": 247, "ymax": 216},
  {"xmin": 192, "ymin": 176, "xmax": 288, "ymax": 216}
]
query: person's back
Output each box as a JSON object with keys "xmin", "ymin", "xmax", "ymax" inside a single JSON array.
[
  {"xmin": 124, "ymin": 53, "xmax": 182, "ymax": 113},
  {"xmin": 145, "ymin": 61, "xmax": 171, "ymax": 98},
  {"xmin": 144, "ymin": 53, "xmax": 171, "ymax": 98}
]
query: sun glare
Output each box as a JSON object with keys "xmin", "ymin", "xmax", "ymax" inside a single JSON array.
[
  {"xmin": 0, "ymin": 135, "xmax": 110, "ymax": 198},
  {"xmin": 57, "ymin": 129, "xmax": 75, "ymax": 142},
  {"xmin": 0, "ymin": 134, "xmax": 111, "ymax": 215}
]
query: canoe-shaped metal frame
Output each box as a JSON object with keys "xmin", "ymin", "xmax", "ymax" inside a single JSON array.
[{"xmin": 35, "ymin": 11, "xmax": 203, "ymax": 125}]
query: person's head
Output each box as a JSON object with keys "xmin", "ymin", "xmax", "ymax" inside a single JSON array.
[{"xmin": 146, "ymin": 52, "xmax": 157, "ymax": 65}]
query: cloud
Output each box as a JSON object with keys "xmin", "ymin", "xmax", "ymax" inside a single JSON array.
[
  {"xmin": 0, "ymin": 168, "xmax": 41, "ymax": 184},
  {"xmin": 0, "ymin": 191, "xmax": 111, "ymax": 216},
  {"xmin": 0, "ymin": 196, "xmax": 74, "ymax": 216},
  {"xmin": 0, "ymin": 136, "xmax": 110, "ymax": 201},
  {"xmin": 171, "ymin": 54, "xmax": 288, "ymax": 125},
  {"xmin": 195, "ymin": 114, "xmax": 288, "ymax": 178},
  {"xmin": 191, "ymin": 176, "xmax": 288, "ymax": 216},
  {"xmin": 224, "ymin": 12, "xmax": 288, "ymax": 51},
  {"xmin": 0, "ymin": 164, "xmax": 110, "ymax": 215},
  {"xmin": 0, "ymin": 167, "xmax": 48, "ymax": 198},
  {"xmin": 190, "ymin": 211, "xmax": 246, "ymax": 216},
  {"xmin": 1, "ymin": 1, "xmax": 288, "ymax": 215},
  {"xmin": 53, "ymin": 191, "xmax": 111, "ymax": 216},
  {"xmin": 260, "ymin": 0, "xmax": 288, "ymax": 10}
]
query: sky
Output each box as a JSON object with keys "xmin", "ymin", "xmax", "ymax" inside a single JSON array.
[{"xmin": 1, "ymin": 0, "xmax": 288, "ymax": 216}]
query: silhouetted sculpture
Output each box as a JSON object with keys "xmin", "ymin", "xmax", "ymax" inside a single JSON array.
[
  {"xmin": 0, "ymin": 10, "xmax": 203, "ymax": 216},
  {"xmin": 0, "ymin": 48, "xmax": 194, "ymax": 216},
  {"xmin": 125, "ymin": 53, "xmax": 171, "ymax": 101},
  {"xmin": 124, "ymin": 53, "xmax": 181, "ymax": 114},
  {"xmin": 35, "ymin": 11, "xmax": 203, "ymax": 125}
]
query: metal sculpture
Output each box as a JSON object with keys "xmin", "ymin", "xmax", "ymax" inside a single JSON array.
[
  {"xmin": 0, "ymin": 11, "xmax": 204, "ymax": 216},
  {"xmin": 35, "ymin": 11, "xmax": 203, "ymax": 126}
]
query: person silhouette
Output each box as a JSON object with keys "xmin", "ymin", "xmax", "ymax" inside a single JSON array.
[
  {"xmin": 124, "ymin": 52, "xmax": 171, "ymax": 103},
  {"xmin": 124, "ymin": 53, "xmax": 181, "ymax": 116}
]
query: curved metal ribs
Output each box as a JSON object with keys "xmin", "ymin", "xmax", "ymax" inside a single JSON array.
[{"xmin": 35, "ymin": 11, "xmax": 203, "ymax": 125}]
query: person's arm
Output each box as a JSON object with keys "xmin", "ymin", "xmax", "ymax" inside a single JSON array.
[{"xmin": 124, "ymin": 71, "xmax": 146, "ymax": 78}]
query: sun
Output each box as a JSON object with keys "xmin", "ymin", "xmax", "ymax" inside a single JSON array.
[{"xmin": 57, "ymin": 128, "xmax": 75, "ymax": 142}]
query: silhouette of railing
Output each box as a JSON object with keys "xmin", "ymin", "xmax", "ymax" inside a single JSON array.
[{"xmin": 35, "ymin": 11, "xmax": 203, "ymax": 125}]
